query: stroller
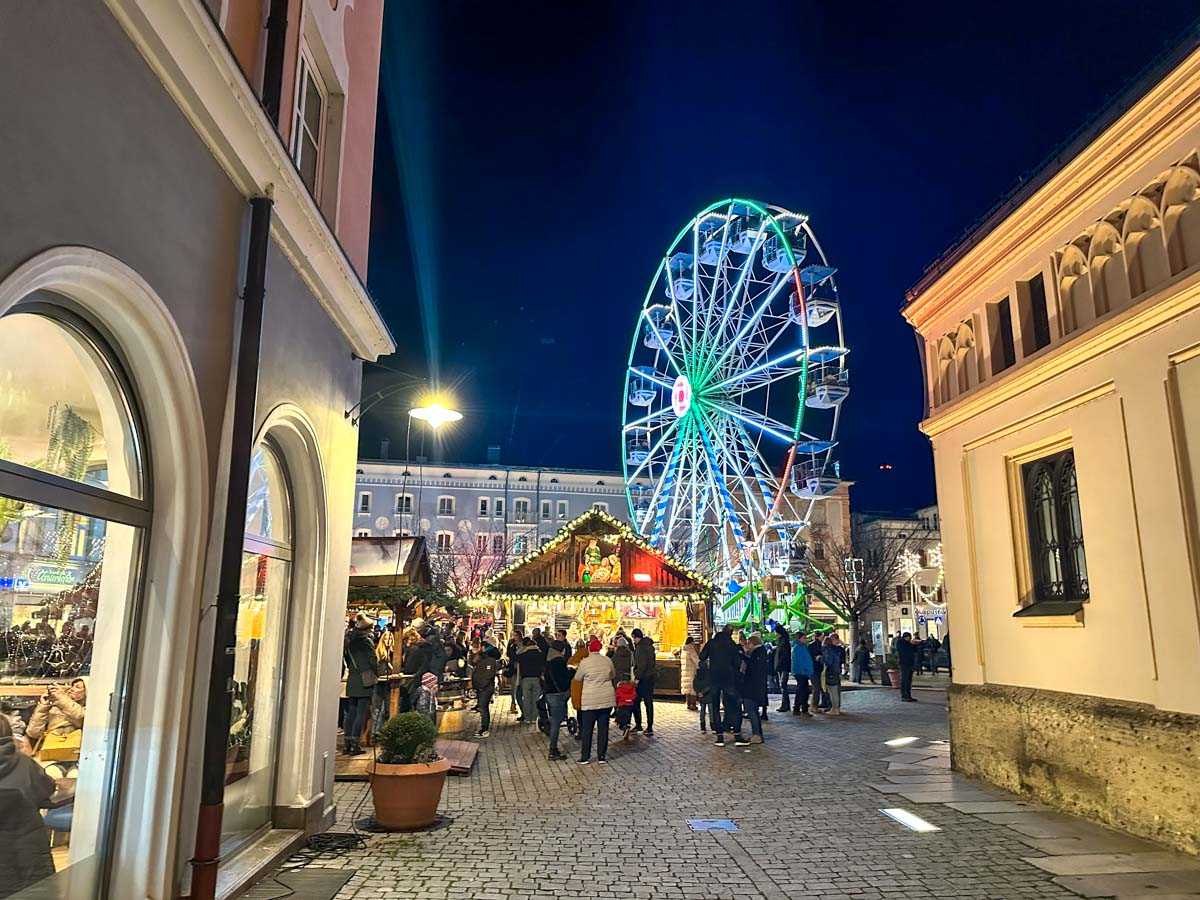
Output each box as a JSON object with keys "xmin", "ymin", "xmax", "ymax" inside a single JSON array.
[
  {"xmin": 613, "ymin": 680, "xmax": 638, "ymax": 740},
  {"xmin": 536, "ymin": 694, "xmax": 580, "ymax": 737}
]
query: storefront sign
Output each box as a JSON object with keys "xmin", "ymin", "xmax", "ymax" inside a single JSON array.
[
  {"xmin": 871, "ymin": 620, "xmax": 884, "ymax": 657},
  {"xmin": 0, "ymin": 576, "xmax": 31, "ymax": 591},
  {"xmin": 27, "ymin": 565, "xmax": 77, "ymax": 587}
]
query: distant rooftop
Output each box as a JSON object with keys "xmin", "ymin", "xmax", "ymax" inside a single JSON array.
[
  {"xmin": 905, "ymin": 20, "xmax": 1200, "ymax": 306},
  {"xmin": 357, "ymin": 458, "xmax": 626, "ymax": 479}
]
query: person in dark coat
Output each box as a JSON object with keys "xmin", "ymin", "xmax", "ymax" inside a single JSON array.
[
  {"xmin": 470, "ymin": 640, "xmax": 500, "ymax": 738},
  {"xmin": 897, "ymin": 632, "xmax": 919, "ymax": 701},
  {"xmin": 342, "ymin": 615, "xmax": 377, "ymax": 755},
  {"xmin": 808, "ymin": 634, "xmax": 829, "ymax": 711},
  {"xmin": 773, "ymin": 623, "xmax": 792, "ymax": 712},
  {"xmin": 631, "ymin": 628, "xmax": 657, "ymax": 736},
  {"xmin": 0, "ymin": 717, "xmax": 55, "ymax": 895},
  {"xmin": 699, "ymin": 624, "xmax": 742, "ymax": 745},
  {"xmin": 740, "ymin": 635, "xmax": 769, "ymax": 743},
  {"xmin": 853, "ymin": 639, "xmax": 876, "ymax": 684}
]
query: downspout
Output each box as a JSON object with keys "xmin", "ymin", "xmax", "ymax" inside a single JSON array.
[
  {"xmin": 189, "ymin": 196, "xmax": 273, "ymax": 900},
  {"xmin": 260, "ymin": 0, "xmax": 290, "ymax": 126}
]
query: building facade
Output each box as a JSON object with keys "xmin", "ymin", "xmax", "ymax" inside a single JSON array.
[
  {"xmin": 854, "ymin": 506, "xmax": 944, "ymax": 641},
  {"xmin": 353, "ymin": 461, "xmax": 634, "ymax": 596},
  {"xmin": 904, "ymin": 38, "xmax": 1200, "ymax": 855},
  {"xmin": 0, "ymin": 2, "xmax": 390, "ymax": 897}
]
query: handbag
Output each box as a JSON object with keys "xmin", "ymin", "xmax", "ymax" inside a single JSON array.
[{"xmin": 37, "ymin": 728, "xmax": 83, "ymax": 763}]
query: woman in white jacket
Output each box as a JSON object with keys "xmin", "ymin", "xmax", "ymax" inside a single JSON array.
[
  {"xmin": 679, "ymin": 636, "xmax": 700, "ymax": 711},
  {"xmin": 572, "ymin": 638, "xmax": 616, "ymax": 764}
]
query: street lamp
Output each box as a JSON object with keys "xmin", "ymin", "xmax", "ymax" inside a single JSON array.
[
  {"xmin": 409, "ymin": 402, "xmax": 463, "ymax": 430},
  {"xmin": 403, "ymin": 393, "xmax": 463, "ymax": 538}
]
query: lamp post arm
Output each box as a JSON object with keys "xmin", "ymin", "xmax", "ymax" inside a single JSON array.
[{"xmin": 345, "ymin": 379, "xmax": 419, "ymax": 426}]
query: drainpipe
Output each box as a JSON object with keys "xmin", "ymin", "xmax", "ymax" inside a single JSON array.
[
  {"xmin": 189, "ymin": 196, "xmax": 273, "ymax": 900},
  {"xmin": 260, "ymin": 0, "xmax": 290, "ymax": 126}
]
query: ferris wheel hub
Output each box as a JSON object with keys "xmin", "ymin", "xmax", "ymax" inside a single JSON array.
[{"xmin": 671, "ymin": 374, "xmax": 692, "ymax": 418}]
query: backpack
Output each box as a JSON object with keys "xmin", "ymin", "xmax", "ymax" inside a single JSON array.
[{"xmin": 615, "ymin": 681, "xmax": 638, "ymax": 707}]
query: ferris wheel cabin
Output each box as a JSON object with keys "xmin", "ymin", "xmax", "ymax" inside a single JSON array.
[
  {"xmin": 642, "ymin": 305, "xmax": 674, "ymax": 350},
  {"xmin": 806, "ymin": 367, "xmax": 850, "ymax": 409},
  {"xmin": 790, "ymin": 455, "xmax": 840, "ymax": 498},
  {"xmin": 791, "ymin": 264, "xmax": 839, "ymax": 328},
  {"xmin": 697, "ymin": 216, "xmax": 728, "ymax": 265},
  {"xmin": 628, "ymin": 366, "xmax": 659, "ymax": 406},
  {"xmin": 665, "ymin": 252, "xmax": 695, "ymax": 301},
  {"xmin": 626, "ymin": 428, "xmax": 651, "ymax": 465}
]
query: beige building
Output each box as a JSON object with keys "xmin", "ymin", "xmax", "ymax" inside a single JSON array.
[{"xmin": 904, "ymin": 37, "xmax": 1200, "ymax": 854}]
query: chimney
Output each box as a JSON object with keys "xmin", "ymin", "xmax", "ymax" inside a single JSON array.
[
  {"xmin": 486, "ymin": 444, "xmax": 501, "ymax": 464},
  {"xmin": 380, "ymin": 438, "xmax": 390, "ymax": 460}
]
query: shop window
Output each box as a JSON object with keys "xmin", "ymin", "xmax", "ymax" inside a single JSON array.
[
  {"xmin": 436, "ymin": 532, "xmax": 453, "ymax": 553},
  {"xmin": 290, "ymin": 49, "xmax": 326, "ymax": 199},
  {"xmin": 987, "ymin": 296, "xmax": 1016, "ymax": 374},
  {"xmin": 223, "ymin": 441, "xmax": 293, "ymax": 853},
  {"xmin": 437, "ymin": 496, "xmax": 454, "ymax": 517},
  {"xmin": 540, "ymin": 499, "xmax": 551, "ymax": 520},
  {"xmin": 357, "ymin": 492, "xmax": 370, "ymax": 514},
  {"xmin": 395, "ymin": 493, "xmax": 412, "ymax": 515},
  {"xmin": 557, "ymin": 500, "xmax": 568, "ymax": 519},
  {"xmin": 478, "ymin": 497, "xmax": 489, "ymax": 517},
  {"xmin": 0, "ymin": 306, "xmax": 149, "ymax": 895},
  {"xmin": 514, "ymin": 499, "xmax": 530, "ymax": 523},
  {"xmin": 1021, "ymin": 449, "xmax": 1089, "ymax": 605}
]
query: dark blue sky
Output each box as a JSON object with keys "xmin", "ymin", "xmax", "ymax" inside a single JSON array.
[{"xmin": 362, "ymin": 1, "xmax": 1197, "ymax": 512}]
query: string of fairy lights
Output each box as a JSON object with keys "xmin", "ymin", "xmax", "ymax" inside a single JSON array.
[{"xmin": 899, "ymin": 543, "xmax": 944, "ymax": 603}]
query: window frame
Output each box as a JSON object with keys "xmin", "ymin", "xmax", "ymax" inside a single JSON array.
[
  {"xmin": 540, "ymin": 499, "xmax": 551, "ymax": 520},
  {"xmin": 1007, "ymin": 437, "xmax": 1090, "ymax": 617},
  {"xmin": 513, "ymin": 497, "xmax": 530, "ymax": 523},
  {"xmin": 290, "ymin": 45, "xmax": 327, "ymax": 201},
  {"xmin": 394, "ymin": 492, "xmax": 413, "ymax": 515},
  {"xmin": 592, "ymin": 501, "xmax": 609, "ymax": 513},
  {"xmin": 357, "ymin": 491, "xmax": 371, "ymax": 514},
  {"xmin": 436, "ymin": 494, "xmax": 455, "ymax": 518},
  {"xmin": 0, "ymin": 300, "xmax": 152, "ymax": 890},
  {"xmin": 478, "ymin": 496, "xmax": 489, "ymax": 517},
  {"xmin": 557, "ymin": 499, "xmax": 568, "ymax": 519},
  {"xmin": 493, "ymin": 497, "xmax": 505, "ymax": 518},
  {"xmin": 435, "ymin": 530, "xmax": 454, "ymax": 553}
]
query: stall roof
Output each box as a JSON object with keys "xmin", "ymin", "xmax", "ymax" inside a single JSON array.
[
  {"xmin": 349, "ymin": 535, "xmax": 432, "ymax": 587},
  {"xmin": 480, "ymin": 508, "xmax": 712, "ymax": 600}
]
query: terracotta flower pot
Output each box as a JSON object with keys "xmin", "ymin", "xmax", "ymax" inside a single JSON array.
[
  {"xmin": 886, "ymin": 669, "xmax": 901, "ymax": 688},
  {"xmin": 369, "ymin": 757, "xmax": 451, "ymax": 830}
]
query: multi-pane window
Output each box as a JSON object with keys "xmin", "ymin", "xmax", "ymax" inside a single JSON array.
[
  {"xmin": 476, "ymin": 533, "xmax": 489, "ymax": 553},
  {"xmin": 514, "ymin": 498, "xmax": 530, "ymax": 523},
  {"xmin": 395, "ymin": 493, "xmax": 412, "ymax": 514},
  {"xmin": 358, "ymin": 492, "xmax": 371, "ymax": 514},
  {"xmin": 355, "ymin": 529, "xmax": 370, "ymax": 537},
  {"xmin": 494, "ymin": 497, "xmax": 505, "ymax": 518},
  {"xmin": 492, "ymin": 534, "xmax": 505, "ymax": 554},
  {"xmin": 540, "ymin": 499, "xmax": 551, "ymax": 520},
  {"xmin": 1022, "ymin": 449, "xmax": 1089, "ymax": 603},
  {"xmin": 557, "ymin": 500, "xmax": 568, "ymax": 519},
  {"xmin": 290, "ymin": 50, "xmax": 325, "ymax": 197},
  {"xmin": 592, "ymin": 502, "xmax": 608, "ymax": 513},
  {"xmin": 436, "ymin": 531, "xmax": 453, "ymax": 553},
  {"xmin": 437, "ymin": 496, "xmax": 455, "ymax": 517},
  {"xmin": 478, "ymin": 496, "xmax": 489, "ymax": 517},
  {"xmin": 513, "ymin": 534, "xmax": 528, "ymax": 554}
]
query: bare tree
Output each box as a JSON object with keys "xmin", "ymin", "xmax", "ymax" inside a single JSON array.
[
  {"xmin": 803, "ymin": 525, "xmax": 932, "ymax": 651},
  {"xmin": 429, "ymin": 524, "xmax": 518, "ymax": 598}
]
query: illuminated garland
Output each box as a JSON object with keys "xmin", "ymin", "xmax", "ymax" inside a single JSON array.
[
  {"xmin": 479, "ymin": 507, "xmax": 714, "ymax": 594},
  {"xmin": 901, "ymin": 543, "xmax": 944, "ymax": 603},
  {"xmin": 477, "ymin": 591, "xmax": 710, "ymax": 605}
]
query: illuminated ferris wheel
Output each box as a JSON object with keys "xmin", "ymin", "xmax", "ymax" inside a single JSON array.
[{"xmin": 621, "ymin": 198, "xmax": 849, "ymax": 592}]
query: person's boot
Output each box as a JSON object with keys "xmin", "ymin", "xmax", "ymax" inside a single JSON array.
[{"xmin": 777, "ymin": 702, "xmax": 790, "ymax": 713}]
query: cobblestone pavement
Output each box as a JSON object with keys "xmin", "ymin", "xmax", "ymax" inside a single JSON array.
[{"xmin": 262, "ymin": 688, "xmax": 1166, "ymax": 900}]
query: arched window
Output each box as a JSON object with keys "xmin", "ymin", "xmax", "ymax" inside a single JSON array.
[
  {"xmin": 1021, "ymin": 449, "xmax": 1089, "ymax": 605},
  {"xmin": 222, "ymin": 440, "xmax": 293, "ymax": 852},
  {"xmin": 0, "ymin": 301, "xmax": 149, "ymax": 891}
]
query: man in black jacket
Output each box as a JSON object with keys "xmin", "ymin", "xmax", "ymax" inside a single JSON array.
[
  {"xmin": 741, "ymin": 636, "xmax": 769, "ymax": 744},
  {"xmin": 542, "ymin": 632, "xmax": 572, "ymax": 760},
  {"xmin": 773, "ymin": 623, "xmax": 792, "ymax": 712},
  {"xmin": 897, "ymin": 632, "xmax": 918, "ymax": 701},
  {"xmin": 631, "ymin": 628, "xmax": 657, "ymax": 736},
  {"xmin": 515, "ymin": 637, "xmax": 546, "ymax": 724},
  {"xmin": 699, "ymin": 625, "xmax": 743, "ymax": 746},
  {"xmin": 470, "ymin": 640, "xmax": 499, "ymax": 738}
]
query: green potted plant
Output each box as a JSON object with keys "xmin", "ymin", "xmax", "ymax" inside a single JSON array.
[
  {"xmin": 884, "ymin": 650, "xmax": 900, "ymax": 688},
  {"xmin": 369, "ymin": 711, "xmax": 449, "ymax": 830}
]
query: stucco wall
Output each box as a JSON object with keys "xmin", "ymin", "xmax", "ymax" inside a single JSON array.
[
  {"xmin": 949, "ymin": 683, "xmax": 1200, "ymax": 856},
  {"xmin": 0, "ymin": 1, "xmax": 243, "ymax": 485}
]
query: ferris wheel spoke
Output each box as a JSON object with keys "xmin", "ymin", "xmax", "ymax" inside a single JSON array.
[
  {"xmin": 693, "ymin": 412, "xmax": 753, "ymax": 573},
  {"xmin": 707, "ymin": 345, "xmax": 809, "ymax": 394},
  {"xmin": 701, "ymin": 270, "xmax": 793, "ymax": 384},
  {"xmin": 626, "ymin": 416, "xmax": 683, "ymax": 481},
  {"xmin": 705, "ymin": 399, "xmax": 794, "ymax": 445}
]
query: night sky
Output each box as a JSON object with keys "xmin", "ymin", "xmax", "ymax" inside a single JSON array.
[{"xmin": 362, "ymin": 1, "xmax": 1198, "ymax": 513}]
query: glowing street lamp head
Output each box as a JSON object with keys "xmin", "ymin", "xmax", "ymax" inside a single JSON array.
[{"xmin": 409, "ymin": 401, "xmax": 463, "ymax": 430}]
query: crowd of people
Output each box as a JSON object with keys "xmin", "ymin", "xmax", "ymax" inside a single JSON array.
[{"xmin": 342, "ymin": 612, "xmax": 951, "ymax": 764}]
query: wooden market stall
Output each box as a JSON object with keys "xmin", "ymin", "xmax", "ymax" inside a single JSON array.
[{"xmin": 477, "ymin": 509, "xmax": 712, "ymax": 695}]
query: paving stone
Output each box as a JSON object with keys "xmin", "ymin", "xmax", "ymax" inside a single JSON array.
[
  {"xmin": 1022, "ymin": 835, "xmax": 1166, "ymax": 856},
  {"xmin": 1025, "ymin": 853, "xmax": 1200, "ymax": 876},
  {"xmin": 1053, "ymin": 870, "xmax": 1200, "ymax": 897}
]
